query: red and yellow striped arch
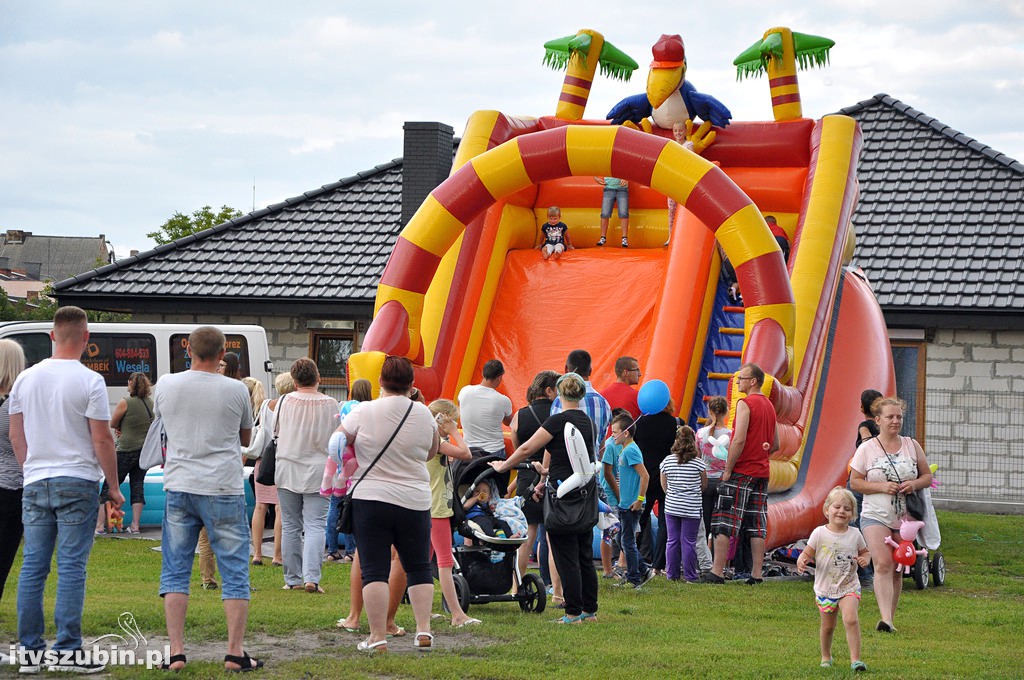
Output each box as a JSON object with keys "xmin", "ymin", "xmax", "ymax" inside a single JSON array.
[{"xmin": 356, "ymin": 124, "xmax": 795, "ymax": 394}]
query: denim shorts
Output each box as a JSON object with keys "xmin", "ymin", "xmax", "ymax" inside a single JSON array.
[
  {"xmin": 601, "ymin": 187, "xmax": 629, "ymax": 218},
  {"xmin": 159, "ymin": 491, "xmax": 250, "ymax": 600}
]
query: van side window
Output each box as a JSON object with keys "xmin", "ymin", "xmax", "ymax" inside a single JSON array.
[
  {"xmin": 10, "ymin": 333, "xmax": 52, "ymax": 368},
  {"xmin": 81, "ymin": 333, "xmax": 157, "ymax": 386},
  {"xmin": 170, "ymin": 334, "xmax": 250, "ymax": 376}
]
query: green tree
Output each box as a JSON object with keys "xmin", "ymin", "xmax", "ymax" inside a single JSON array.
[{"xmin": 147, "ymin": 205, "xmax": 243, "ymax": 245}]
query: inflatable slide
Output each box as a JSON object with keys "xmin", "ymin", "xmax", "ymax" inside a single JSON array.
[{"xmin": 349, "ymin": 27, "xmax": 895, "ymax": 549}]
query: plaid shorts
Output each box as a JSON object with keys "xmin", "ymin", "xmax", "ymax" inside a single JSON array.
[{"xmin": 710, "ymin": 473, "xmax": 768, "ymax": 539}]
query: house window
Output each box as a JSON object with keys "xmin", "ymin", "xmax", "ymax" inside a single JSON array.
[
  {"xmin": 891, "ymin": 340, "xmax": 927, "ymax": 444},
  {"xmin": 310, "ymin": 330, "xmax": 354, "ymax": 402}
]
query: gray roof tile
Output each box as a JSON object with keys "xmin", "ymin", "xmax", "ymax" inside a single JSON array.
[{"xmin": 838, "ymin": 94, "xmax": 1023, "ymax": 312}]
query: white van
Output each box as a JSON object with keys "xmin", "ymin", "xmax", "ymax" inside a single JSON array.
[{"xmin": 0, "ymin": 322, "xmax": 274, "ymax": 409}]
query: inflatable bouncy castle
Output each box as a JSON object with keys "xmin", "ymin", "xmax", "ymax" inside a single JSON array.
[{"xmin": 349, "ymin": 27, "xmax": 895, "ymax": 549}]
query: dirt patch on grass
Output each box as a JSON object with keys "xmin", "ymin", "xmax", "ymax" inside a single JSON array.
[{"xmin": 138, "ymin": 624, "xmax": 496, "ymax": 668}]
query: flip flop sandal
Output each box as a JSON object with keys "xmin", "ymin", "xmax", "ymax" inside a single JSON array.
[
  {"xmin": 160, "ymin": 653, "xmax": 187, "ymax": 670},
  {"xmin": 357, "ymin": 639, "xmax": 387, "ymax": 655},
  {"xmin": 414, "ymin": 632, "xmax": 433, "ymax": 651},
  {"xmin": 452, "ymin": 617, "xmax": 482, "ymax": 628},
  {"xmin": 224, "ymin": 651, "xmax": 263, "ymax": 672},
  {"xmin": 386, "ymin": 626, "xmax": 406, "ymax": 638}
]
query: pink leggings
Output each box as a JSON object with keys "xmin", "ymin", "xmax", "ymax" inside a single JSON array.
[{"xmin": 430, "ymin": 517, "xmax": 455, "ymax": 569}]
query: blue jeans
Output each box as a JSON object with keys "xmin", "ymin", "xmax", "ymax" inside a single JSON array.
[
  {"xmin": 326, "ymin": 496, "xmax": 342, "ymax": 553},
  {"xmin": 601, "ymin": 187, "xmax": 629, "ymax": 218},
  {"xmin": 159, "ymin": 491, "xmax": 250, "ymax": 600},
  {"xmin": 618, "ymin": 508, "xmax": 643, "ymax": 584},
  {"xmin": 18, "ymin": 477, "xmax": 99, "ymax": 651},
  {"xmin": 325, "ymin": 496, "xmax": 355, "ymax": 555}
]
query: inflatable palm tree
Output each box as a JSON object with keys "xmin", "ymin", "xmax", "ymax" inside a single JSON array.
[
  {"xmin": 543, "ymin": 30, "xmax": 638, "ymax": 120},
  {"xmin": 733, "ymin": 27, "xmax": 834, "ymax": 121}
]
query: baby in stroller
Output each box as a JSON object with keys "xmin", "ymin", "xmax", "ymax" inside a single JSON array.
[{"xmin": 463, "ymin": 480, "xmax": 519, "ymax": 539}]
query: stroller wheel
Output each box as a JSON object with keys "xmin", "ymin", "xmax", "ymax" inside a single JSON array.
[
  {"xmin": 930, "ymin": 551, "xmax": 945, "ymax": 586},
  {"xmin": 912, "ymin": 552, "xmax": 930, "ymax": 590},
  {"xmin": 443, "ymin": 573, "xmax": 471, "ymax": 614},
  {"xmin": 518, "ymin": 572, "xmax": 546, "ymax": 613}
]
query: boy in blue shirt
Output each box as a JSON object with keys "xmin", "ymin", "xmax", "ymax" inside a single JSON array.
[{"xmin": 607, "ymin": 413, "xmax": 651, "ymax": 588}]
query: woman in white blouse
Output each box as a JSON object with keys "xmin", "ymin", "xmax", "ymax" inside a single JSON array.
[{"xmin": 273, "ymin": 358, "xmax": 339, "ymax": 593}]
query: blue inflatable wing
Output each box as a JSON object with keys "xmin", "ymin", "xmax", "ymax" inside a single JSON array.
[
  {"xmin": 682, "ymin": 81, "xmax": 732, "ymax": 128},
  {"xmin": 606, "ymin": 92, "xmax": 652, "ymax": 126}
]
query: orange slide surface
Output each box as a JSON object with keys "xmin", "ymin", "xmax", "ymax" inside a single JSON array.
[{"xmin": 477, "ymin": 249, "xmax": 672, "ymax": 409}]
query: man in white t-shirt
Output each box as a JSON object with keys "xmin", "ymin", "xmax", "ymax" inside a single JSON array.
[
  {"xmin": 457, "ymin": 359, "xmax": 513, "ymax": 458},
  {"xmin": 10, "ymin": 306, "xmax": 121, "ymax": 674},
  {"xmin": 156, "ymin": 327, "xmax": 259, "ymax": 672}
]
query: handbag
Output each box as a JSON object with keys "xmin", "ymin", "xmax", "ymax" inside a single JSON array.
[
  {"xmin": 337, "ymin": 401, "xmax": 415, "ymax": 534},
  {"xmin": 139, "ymin": 414, "xmax": 166, "ymax": 470},
  {"xmin": 254, "ymin": 395, "xmax": 287, "ymax": 486},
  {"xmin": 880, "ymin": 440, "xmax": 925, "ymax": 521},
  {"xmin": 543, "ymin": 475, "xmax": 599, "ymax": 535}
]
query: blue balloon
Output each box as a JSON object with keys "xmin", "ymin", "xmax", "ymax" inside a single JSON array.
[{"xmin": 637, "ymin": 379, "xmax": 670, "ymax": 415}]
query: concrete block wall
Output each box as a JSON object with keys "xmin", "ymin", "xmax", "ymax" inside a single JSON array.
[{"xmin": 925, "ymin": 329, "xmax": 1024, "ymax": 507}]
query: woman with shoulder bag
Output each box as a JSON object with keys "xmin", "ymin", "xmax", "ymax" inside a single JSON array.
[
  {"xmin": 245, "ymin": 373, "xmax": 294, "ymax": 567},
  {"xmin": 849, "ymin": 396, "xmax": 932, "ymax": 634},
  {"xmin": 274, "ymin": 358, "xmax": 339, "ymax": 593},
  {"xmin": 333, "ymin": 356, "xmax": 439, "ymax": 654},
  {"xmin": 493, "ymin": 372, "xmax": 598, "ymax": 624},
  {"xmin": 96, "ymin": 372, "xmax": 153, "ymax": 535},
  {"xmin": 510, "ymin": 370, "xmax": 562, "ymax": 602}
]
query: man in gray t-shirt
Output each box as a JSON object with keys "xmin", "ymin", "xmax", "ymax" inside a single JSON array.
[{"xmin": 156, "ymin": 326, "xmax": 261, "ymax": 672}]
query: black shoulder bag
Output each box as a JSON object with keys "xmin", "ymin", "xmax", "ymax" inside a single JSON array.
[
  {"xmin": 254, "ymin": 395, "xmax": 286, "ymax": 486},
  {"xmin": 879, "ymin": 438, "xmax": 926, "ymax": 521},
  {"xmin": 337, "ymin": 401, "xmax": 415, "ymax": 534}
]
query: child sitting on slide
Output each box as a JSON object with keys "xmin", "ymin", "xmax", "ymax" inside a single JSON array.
[
  {"xmin": 539, "ymin": 206, "xmax": 573, "ymax": 260},
  {"xmin": 463, "ymin": 481, "xmax": 513, "ymax": 539}
]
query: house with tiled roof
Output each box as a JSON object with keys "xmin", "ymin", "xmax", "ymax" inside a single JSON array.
[
  {"xmin": 53, "ymin": 103, "xmax": 1023, "ymax": 507},
  {"xmin": 0, "ymin": 230, "xmax": 112, "ymax": 302}
]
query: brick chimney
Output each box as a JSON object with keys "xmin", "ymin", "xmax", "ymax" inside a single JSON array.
[{"xmin": 401, "ymin": 122, "xmax": 454, "ymax": 226}]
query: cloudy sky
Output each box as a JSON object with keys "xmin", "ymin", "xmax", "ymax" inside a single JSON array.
[{"xmin": 2, "ymin": 0, "xmax": 1022, "ymax": 261}]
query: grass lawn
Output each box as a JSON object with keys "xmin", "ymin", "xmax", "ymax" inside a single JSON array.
[{"xmin": 1, "ymin": 509, "xmax": 1022, "ymax": 679}]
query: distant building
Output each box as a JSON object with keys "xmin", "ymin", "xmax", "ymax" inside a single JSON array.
[{"xmin": 0, "ymin": 229, "xmax": 113, "ymax": 302}]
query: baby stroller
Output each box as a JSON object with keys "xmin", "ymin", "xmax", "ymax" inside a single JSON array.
[
  {"xmin": 444, "ymin": 455, "xmax": 546, "ymax": 614},
  {"xmin": 906, "ymin": 487, "xmax": 945, "ymax": 590}
]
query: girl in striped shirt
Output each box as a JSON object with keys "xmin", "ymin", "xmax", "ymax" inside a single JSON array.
[{"xmin": 659, "ymin": 426, "xmax": 707, "ymax": 582}]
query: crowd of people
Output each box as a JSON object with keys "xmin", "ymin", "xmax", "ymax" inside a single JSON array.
[{"xmin": 0, "ymin": 308, "xmax": 933, "ymax": 673}]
